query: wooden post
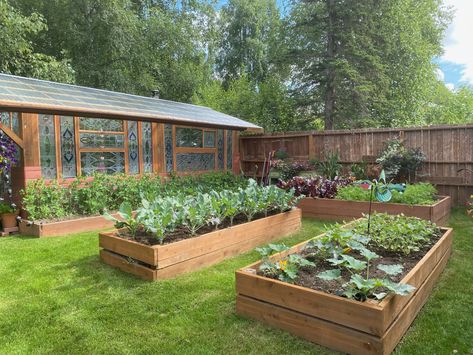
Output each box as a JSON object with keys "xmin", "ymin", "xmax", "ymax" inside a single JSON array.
[{"xmin": 20, "ymin": 113, "xmax": 41, "ymax": 181}]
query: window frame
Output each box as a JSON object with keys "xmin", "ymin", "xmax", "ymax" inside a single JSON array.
[{"xmin": 173, "ymin": 125, "xmax": 219, "ymax": 173}]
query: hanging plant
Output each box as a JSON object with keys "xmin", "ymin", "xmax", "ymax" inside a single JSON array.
[{"xmin": 0, "ymin": 130, "xmax": 18, "ymax": 175}]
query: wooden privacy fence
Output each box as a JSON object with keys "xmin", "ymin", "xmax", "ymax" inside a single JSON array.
[{"xmin": 239, "ymin": 124, "xmax": 473, "ymax": 206}]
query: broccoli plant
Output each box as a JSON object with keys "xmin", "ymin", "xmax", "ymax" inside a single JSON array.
[{"xmin": 103, "ymin": 202, "xmax": 140, "ymax": 237}]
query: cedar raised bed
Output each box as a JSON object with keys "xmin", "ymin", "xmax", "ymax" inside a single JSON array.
[
  {"xmin": 19, "ymin": 213, "xmax": 119, "ymax": 237},
  {"xmin": 100, "ymin": 208, "xmax": 302, "ymax": 281},
  {"xmin": 236, "ymin": 224, "xmax": 453, "ymax": 355},
  {"xmin": 298, "ymin": 195, "xmax": 451, "ymax": 225}
]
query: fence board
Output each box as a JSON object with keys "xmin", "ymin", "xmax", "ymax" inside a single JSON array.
[{"xmin": 239, "ymin": 124, "xmax": 473, "ymax": 206}]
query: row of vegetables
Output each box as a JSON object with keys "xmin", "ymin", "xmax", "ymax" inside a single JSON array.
[{"xmin": 104, "ymin": 179, "xmax": 302, "ymax": 244}]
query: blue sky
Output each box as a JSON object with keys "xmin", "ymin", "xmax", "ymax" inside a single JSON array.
[
  {"xmin": 217, "ymin": 0, "xmax": 471, "ymax": 90},
  {"xmin": 437, "ymin": 0, "xmax": 473, "ymax": 90}
]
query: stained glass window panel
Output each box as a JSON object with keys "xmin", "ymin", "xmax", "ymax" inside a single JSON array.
[
  {"xmin": 176, "ymin": 127, "xmax": 202, "ymax": 147},
  {"xmin": 60, "ymin": 116, "xmax": 77, "ymax": 178},
  {"xmin": 164, "ymin": 124, "xmax": 173, "ymax": 172},
  {"xmin": 39, "ymin": 114, "xmax": 57, "ymax": 179},
  {"xmin": 79, "ymin": 117, "xmax": 124, "ymax": 132},
  {"xmin": 1, "ymin": 112, "xmax": 10, "ymax": 127},
  {"xmin": 142, "ymin": 121, "xmax": 153, "ymax": 173},
  {"xmin": 127, "ymin": 121, "xmax": 139, "ymax": 174},
  {"xmin": 226, "ymin": 130, "xmax": 233, "ymax": 170},
  {"xmin": 80, "ymin": 152, "xmax": 125, "ymax": 176},
  {"xmin": 176, "ymin": 153, "xmax": 215, "ymax": 172},
  {"xmin": 79, "ymin": 133, "xmax": 124, "ymax": 148},
  {"xmin": 11, "ymin": 112, "xmax": 20, "ymax": 135},
  {"xmin": 217, "ymin": 129, "xmax": 224, "ymax": 170},
  {"xmin": 204, "ymin": 130, "xmax": 216, "ymax": 148}
]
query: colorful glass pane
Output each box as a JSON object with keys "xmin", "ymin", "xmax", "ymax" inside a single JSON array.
[
  {"xmin": 79, "ymin": 117, "xmax": 124, "ymax": 132},
  {"xmin": 204, "ymin": 131, "xmax": 216, "ymax": 148},
  {"xmin": 176, "ymin": 153, "xmax": 215, "ymax": 172},
  {"xmin": 79, "ymin": 133, "xmax": 124, "ymax": 148},
  {"xmin": 11, "ymin": 112, "xmax": 20, "ymax": 135},
  {"xmin": 142, "ymin": 121, "xmax": 153, "ymax": 173},
  {"xmin": 60, "ymin": 116, "xmax": 77, "ymax": 178},
  {"xmin": 80, "ymin": 152, "xmax": 125, "ymax": 176},
  {"xmin": 164, "ymin": 124, "xmax": 173, "ymax": 172},
  {"xmin": 127, "ymin": 121, "xmax": 139, "ymax": 174},
  {"xmin": 226, "ymin": 130, "xmax": 233, "ymax": 170},
  {"xmin": 39, "ymin": 114, "xmax": 57, "ymax": 179},
  {"xmin": 176, "ymin": 127, "xmax": 202, "ymax": 147},
  {"xmin": 1, "ymin": 112, "xmax": 10, "ymax": 127},
  {"xmin": 217, "ymin": 129, "xmax": 224, "ymax": 170}
]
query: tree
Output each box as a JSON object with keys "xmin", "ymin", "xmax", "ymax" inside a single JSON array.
[
  {"xmin": 0, "ymin": 0, "xmax": 74, "ymax": 82},
  {"xmin": 287, "ymin": 0, "xmax": 450, "ymax": 130},
  {"xmin": 217, "ymin": 0, "xmax": 284, "ymax": 84},
  {"xmin": 423, "ymin": 83, "xmax": 473, "ymax": 124}
]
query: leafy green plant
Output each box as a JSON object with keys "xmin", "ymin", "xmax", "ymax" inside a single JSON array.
[
  {"xmin": 0, "ymin": 202, "xmax": 16, "ymax": 214},
  {"xmin": 376, "ymin": 139, "xmax": 426, "ymax": 181},
  {"xmin": 257, "ymin": 243, "xmax": 315, "ymax": 283},
  {"xmin": 350, "ymin": 162, "xmax": 367, "ymax": 180},
  {"xmin": 311, "ymin": 150, "xmax": 342, "ymax": 179},
  {"xmin": 138, "ymin": 198, "xmax": 178, "ymax": 244},
  {"xmin": 352, "ymin": 213, "xmax": 438, "ymax": 255},
  {"xmin": 103, "ymin": 202, "xmax": 140, "ymax": 237},
  {"xmin": 336, "ymin": 183, "xmax": 437, "ymax": 205}
]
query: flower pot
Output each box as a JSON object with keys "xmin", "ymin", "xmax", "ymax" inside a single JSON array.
[{"xmin": 1, "ymin": 212, "xmax": 18, "ymax": 229}]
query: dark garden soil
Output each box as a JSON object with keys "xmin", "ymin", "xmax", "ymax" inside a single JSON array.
[
  {"xmin": 259, "ymin": 227, "xmax": 444, "ymax": 299},
  {"xmin": 114, "ymin": 209, "xmax": 283, "ymax": 246}
]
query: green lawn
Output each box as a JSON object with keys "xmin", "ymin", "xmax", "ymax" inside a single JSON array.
[{"xmin": 0, "ymin": 210, "xmax": 471, "ymax": 354}]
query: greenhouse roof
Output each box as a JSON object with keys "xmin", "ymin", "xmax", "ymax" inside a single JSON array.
[{"xmin": 0, "ymin": 73, "xmax": 261, "ymax": 130}]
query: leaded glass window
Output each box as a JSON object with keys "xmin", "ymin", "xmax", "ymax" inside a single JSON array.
[
  {"xmin": 79, "ymin": 133, "xmax": 125, "ymax": 148},
  {"xmin": 176, "ymin": 127, "xmax": 202, "ymax": 147},
  {"xmin": 204, "ymin": 131, "xmax": 216, "ymax": 148},
  {"xmin": 11, "ymin": 112, "xmax": 20, "ymax": 135},
  {"xmin": 127, "ymin": 121, "xmax": 139, "ymax": 174},
  {"xmin": 142, "ymin": 121, "xmax": 153, "ymax": 173},
  {"xmin": 80, "ymin": 152, "xmax": 125, "ymax": 175},
  {"xmin": 226, "ymin": 130, "xmax": 233, "ymax": 170},
  {"xmin": 164, "ymin": 124, "xmax": 173, "ymax": 172},
  {"xmin": 176, "ymin": 153, "xmax": 215, "ymax": 172},
  {"xmin": 217, "ymin": 129, "xmax": 224, "ymax": 170},
  {"xmin": 39, "ymin": 114, "xmax": 57, "ymax": 179},
  {"xmin": 79, "ymin": 117, "xmax": 124, "ymax": 132},
  {"xmin": 0, "ymin": 112, "xmax": 20, "ymax": 136},
  {"xmin": 60, "ymin": 116, "xmax": 77, "ymax": 178},
  {"xmin": 1, "ymin": 112, "xmax": 10, "ymax": 127}
]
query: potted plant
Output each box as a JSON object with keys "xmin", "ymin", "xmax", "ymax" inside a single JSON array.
[{"xmin": 0, "ymin": 203, "xmax": 18, "ymax": 229}]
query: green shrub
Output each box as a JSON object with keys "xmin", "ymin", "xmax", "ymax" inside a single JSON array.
[
  {"xmin": 21, "ymin": 172, "xmax": 249, "ymax": 221},
  {"xmin": 336, "ymin": 183, "xmax": 437, "ymax": 205},
  {"xmin": 376, "ymin": 139, "xmax": 426, "ymax": 181}
]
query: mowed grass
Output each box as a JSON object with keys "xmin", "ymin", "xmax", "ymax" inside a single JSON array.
[{"xmin": 0, "ymin": 210, "xmax": 471, "ymax": 354}]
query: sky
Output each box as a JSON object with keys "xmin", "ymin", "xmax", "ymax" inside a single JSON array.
[{"xmin": 435, "ymin": 0, "xmax": 472, "ymax": 89}]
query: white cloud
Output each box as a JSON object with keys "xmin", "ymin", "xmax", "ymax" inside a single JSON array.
[
  {"xmin": 435, "ymin": 68, "xmax": 445, "ymax": 81},
  {"xmin": 445, "ymin": 83, "xmax": 455, "ymax": 91},
  {"xmin": 442, "ymin": 0, "xmax": 473, "ymax": 84}
]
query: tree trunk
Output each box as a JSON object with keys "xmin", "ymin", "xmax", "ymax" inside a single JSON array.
[{"xmin": 324, "ymin": 0, "xmax": 336, "ymax": 130}]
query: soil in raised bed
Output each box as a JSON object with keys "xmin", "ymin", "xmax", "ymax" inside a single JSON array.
[
  {"xmin": 258, "ymin": 227, "xmax": 443, "ymax": 299},
  {"xmin": 114, "ymin": 209, "xmax": 283, "ymax": 246}
]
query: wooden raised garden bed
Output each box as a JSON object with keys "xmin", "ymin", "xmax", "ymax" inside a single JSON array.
[
  {"xmin": 298, "ymin": 195, "xmax": 451, "ymax": 225},
  {"xmin": 236, "ymin": 224, "xmax": 453, "ymax": 355},
  {"xmin": 99, "ymin": 208, "xmax": 302, "ymax": 281},
  {"xmin": 19, "ymin": 213, "xmax": 119, "ymax": 238}
]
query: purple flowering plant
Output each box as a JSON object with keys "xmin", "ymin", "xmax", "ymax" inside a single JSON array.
[{"xmin": 0, "ymin": 131, "xmax": 18, "ymax": 175}]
